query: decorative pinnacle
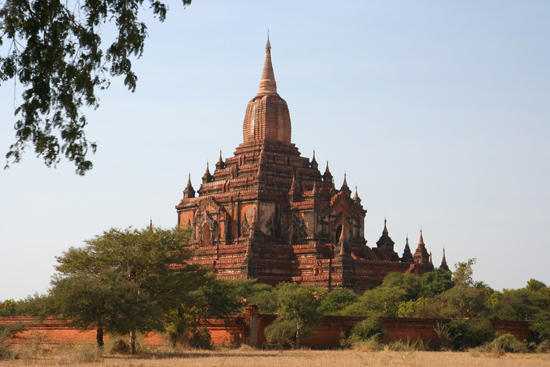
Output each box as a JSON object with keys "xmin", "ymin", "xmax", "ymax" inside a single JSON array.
[
  {"xmin": 418, "ymin": 229, "xmax": 425, "ymax": 246},
  {"xmin": 257, "ymin": 33, "xmax": 277, "ymax": 96}
]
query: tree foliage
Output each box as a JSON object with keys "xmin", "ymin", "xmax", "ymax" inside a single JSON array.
[
  {"xmin": 0, "ymin": 0, "xmax": 191, "ymax": 174},
  {"xmin": 264, "ymin": 283, "xmax": 324, "ymax": 348},
  {"xmin": 318, "ymin": 287, "xmax": 358, "ymax": 315},
  {"xmin": 47, "ymin": 225, "xmax": 208, "ymax": 350}
]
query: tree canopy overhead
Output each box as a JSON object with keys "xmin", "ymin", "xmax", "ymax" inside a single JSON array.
[{"xmin": 0, "ymin": 0, "xmax": 191, "ymax": 175}]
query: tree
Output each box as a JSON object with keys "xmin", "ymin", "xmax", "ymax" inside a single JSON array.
[
  {"xmin": 49, "ymin": 225, "xmax": 208, "ymax": 351},
  {"xmin": 526, "ymin": 279, "xmax": 547, "ymax": 293},
  {"xmin": 437, "ymin": 286, "xmax": 492, "ymax": 319},
  {"xmin": 0, "ymin": 0, "xmax": 192, "ymax": 175},
  {"xmin": 341, "ymin": 286, "xmax": 407, "ymax": 317},
  {"xmin": 419, "ymin": 268, "xmax": 454, "ymax": 299},
  {"xmin": 489, "ymin": 289, "xmax": 548, "ymax": 321},
  {"xmin": 452, "ymin": 258, "xmax": 477, "ymax": 288},
  {"xmin": 318, "ymin": 288, "xmax": 358, "ymax": 315},
  {"xmin": 0, "ymin": 299, "xmax": 18, "ymax": 316},
  {"xmin": 264, "ymin": 283, "xmax": 324, "ymax": 348}
]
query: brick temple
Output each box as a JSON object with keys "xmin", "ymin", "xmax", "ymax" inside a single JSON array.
[{"xmin": 176, "ymin": 39, "xmax": 444, "ymax": 293}]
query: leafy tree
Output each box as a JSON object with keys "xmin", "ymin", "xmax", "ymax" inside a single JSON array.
[
  {"xmin": 419, "ymin": 268, "xmax": 454, "ymax": 298},
  {"xmin": 165, "ymin": 278, "xmax": 274, "ymax": 348},
  {"xmin": 318, "ymin": 288, "xmax": 358, "ymax": 315},
  {"xmin": 0, "ymin": 299, "xmax": 18, "ymax": 316},
  {"xmin": 0, "ymin": 0, "xmax": 192, "ymax": 175},
  {"xmin": 380, "ymin": 273, "xmax": 422, "ymax": 301},
  {"xmin": 489, "ymin": 289, "xmax": 548, "ymax": 321},
  {"xmin": 341, "ymin": 286, "xmax": 407, "ymax": 317},
  {"xmin": 47, "ymin": 272, "xmax": 140, "ymax": 349},
  {"xmin": 48, "ymin": 225, "xmax": 208, "ymax": 351},
  {"xmin": 526, "ymin": 279, "xmax": 547, "ymax": 293},
  {"xmin": 264, "ymin": 283, "xmax": 324, "ymax": 348},
  {"xmin": 396, "ymin": 297, "xmax": 429, "ymax": 317},
  {"xmin": 452, "ymin": 258, "xmax": 477, "ymax": 288},
  {"xmin": 531, "ymin": 310, "xmax": 550, "ymax": 342},
  {"xmin": 246, "ymin": 284, "xmax": 277, "ymax": 313},
  {"xmin": 437, "ymin": 286, "xmax": 492, "ymax": 319}
]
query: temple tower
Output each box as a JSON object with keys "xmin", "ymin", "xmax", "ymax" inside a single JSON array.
[{"xmin": 176, "ymin": 39, "xmax": 434, "ymax": 292}]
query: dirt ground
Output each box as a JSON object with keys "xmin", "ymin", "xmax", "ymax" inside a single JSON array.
[{"xmin": 2, "ymin": 347, "xmax": 550, "ymax": 367}]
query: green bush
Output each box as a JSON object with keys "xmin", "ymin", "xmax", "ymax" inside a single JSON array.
[
  {"xmin": 449, "ymin": 318, "xmax": 494, "ymax": 350},
  {"xmin": 349, "ymin": 317, "xmax": 385, "ymax": 340},
  {"xmin": 188, "ymin": 327, "xmax": 212, "ymax": 350},
  {"xmin": 483, "ymin": 333, "xmax": 528, "ymax": 355},
  {"xmin": 265, "ymin": 319, "xmax": 296, "ymax": 349},
  {"xmin": 433, "ymin": 321, "xmax": 454, "ymax": 350},
  {"xmin": 340, "ymin": 317, "xmax": 385, "ymax": 350},
  {"xmin": 536, "ymin": 339, "xmax": 550, "ymax": 353}
]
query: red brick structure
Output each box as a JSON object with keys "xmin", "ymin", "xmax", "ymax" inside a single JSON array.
[
  {"xmin": 176, "ymin": 38, "xmax": 436, "ymax": 293},
  {"xmin": 3, "ymin": 314, "xmax": 532, "ymax": 349}
]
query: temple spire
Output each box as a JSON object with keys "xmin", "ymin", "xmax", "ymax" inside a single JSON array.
[
  {"xmin": 418, "ymin": 229, "xmax": 425, "ymax": 246},
  {"xmin": 323, "ymin": 161, "xmax": 333, "ymax": 184},
  {"xmin": 311, "ymin": 150, "xmax": 318, "ymax": 169},
  {"xmin": 353, "ymin": 185, "xmax": 361, "ymax": 203},
  {"xmin": 183, "ymin": 173, "xmax": 195, "ymax": 198},
  {"xmin": 440, "ymin": 247, "xmax": 450, "ymax": 271},
  {"xmin": 202, "ymin": 162, "xmax": 212, "ymax": 184},
  {"xmin": 257, "ymin": 34, "xmax": 278, "ymax": 96},
  {"xmin": 340, "ymin": 172, "xmax": 351, "ymax": 195}
]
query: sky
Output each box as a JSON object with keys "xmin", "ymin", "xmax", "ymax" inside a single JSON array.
[{"xmin": 1, "ymin": 0, "xmax": 549, "ymax": 300}]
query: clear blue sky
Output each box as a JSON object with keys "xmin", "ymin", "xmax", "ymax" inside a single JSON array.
[{"xmin": 1, "ymin": 0, "xmax": 549, "ymax": 300}]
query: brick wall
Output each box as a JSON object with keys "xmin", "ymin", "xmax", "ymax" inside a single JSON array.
[{"xmin": 2, "ymin": 311, "xmax": 532, "ymax": 348}]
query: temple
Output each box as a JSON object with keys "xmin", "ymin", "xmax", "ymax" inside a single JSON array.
[{"xmin": 176, "ymin": 38, "xmax": 440, "ymax": 293}]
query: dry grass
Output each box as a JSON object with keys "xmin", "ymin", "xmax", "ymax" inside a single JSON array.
[{"xmin": 1, "ymin": 345, "xmax": 549, "ymax": 366}]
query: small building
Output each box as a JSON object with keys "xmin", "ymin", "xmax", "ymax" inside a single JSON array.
[{"xmin": 176, "ymin": 39, "xmax": 436, "ymax": 293}]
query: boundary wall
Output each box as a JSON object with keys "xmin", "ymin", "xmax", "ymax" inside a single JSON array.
[{"xmin": 2, "ymin": 307, "xmax": 532, "ymax": 348}]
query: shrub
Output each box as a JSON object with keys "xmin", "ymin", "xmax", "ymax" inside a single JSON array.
[
  {"xmin": 350, "ymin": 317, "xmax": 385, "ymax": 340},
  {"xmin": 348, "ymin": 335, "xmax": 383, "ymax": 352},
  {"xmin": 265, "ymin": 319, "xmax": 296, "ymax": 349},
  {"xmin": 57, "ymin": 343, "xmax": 101, "ymax": 364},
  {"xmin": 0, "ymin": 322, "xmax": 28, "ymax": 360},
  {"xmin": 340, "ymin": 317, "xmax": 385, "ymax": 350},
  {"xmin": 387, "ymin": 337, "xmax": 429, "ymax": 351},
  {"xmin": 188, "ymin": 327, "xmax": 212, "ymax": 350},
  {"xmin": 536, "ymin": 339, "xmax": 550, "ymax": 353},
  {"xmin": 449, "ymin": 318, "xmax": 494, "ymax": 350},
  {"xmin": 433, "ymin": 321, "xmax": 454, "ymax": 350},
  {"xmin": 106, "ymin": 337, "xmax": 131, "ymax": 354},
  {"xmin": 483, "ymin": 333, "xmax": 528, "ymax": 355}
]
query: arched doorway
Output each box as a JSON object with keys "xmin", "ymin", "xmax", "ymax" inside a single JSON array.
[
  {"xmin": 335, "ymin": 224, "xmax": 342, "ymax": 244},
  {"xmin": 202, "ymin": 223, "xmax": 211, "ymax": 246},
  {"xmin": 290, "ymin": 233, "xmax": 298, "ymax": 246}
]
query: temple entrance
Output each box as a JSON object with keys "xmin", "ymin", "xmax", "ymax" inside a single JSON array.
[
  {"xmin": 202, "ymin": 223, "xmax": 211, "ymax": 246},
  {"xmin": 335, "ymin": 224, "xmax": 342, "ymax": 244}
]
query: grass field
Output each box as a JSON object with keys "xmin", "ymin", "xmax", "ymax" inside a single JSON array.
[{"xmin": 2, "ymin": 346, "xmax": 550, "ymax": 367}]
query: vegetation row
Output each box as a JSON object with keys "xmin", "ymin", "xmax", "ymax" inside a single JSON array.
[{"xmin": 1, "ymin": 226, "xmax": 549, "ymax": 359}]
